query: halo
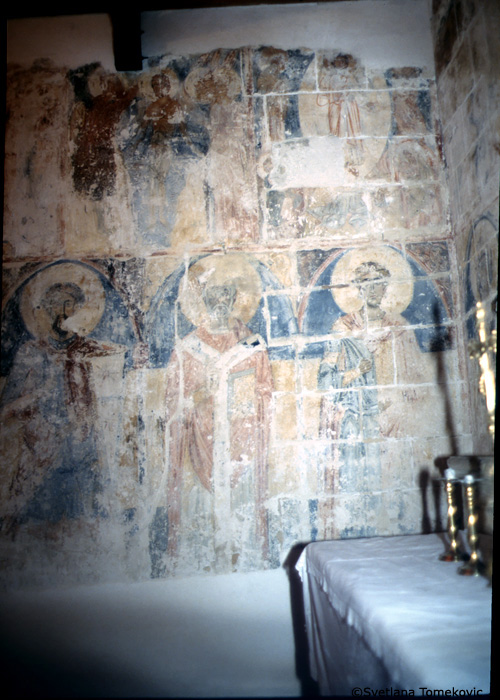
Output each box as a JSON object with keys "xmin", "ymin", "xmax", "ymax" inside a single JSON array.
[
  {"xmin": 179, "ymin": 254, "xmax": 262, "ymax": 327},
  {"xmin": 139, "ymin": 67, "xmax": 181, "ymax": 100},
  {"xmin": 20, "ymin": 262, "xmax": 106, "ymax": 340},
  {"xmin": 183, "ymin": 57, "xmax": 241, "ymax": 104},
  {"xmin": 331, "ymin": 246, "xmax": 414, "ymax": 314}
]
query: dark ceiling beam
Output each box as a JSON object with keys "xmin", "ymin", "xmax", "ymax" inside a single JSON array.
[
  {"xmin": 4, "ymin": 1, "xmax": 349, "ymax": 18},
  {"xmin": 110, "ymin": 11, "xmax": 143, "ymax": 72}
]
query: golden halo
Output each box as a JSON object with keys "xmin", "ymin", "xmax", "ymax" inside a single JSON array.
[
  {"xmin": 20, "ymin": 262, "xmax": 106, "ymax": 340},
  {"xmin": 331, "ymin": 246, "xmax": 414, "ymax": 314},
  {"xmin": 179, "ymin": 254, "xmax": 262, "ymax": 327}
]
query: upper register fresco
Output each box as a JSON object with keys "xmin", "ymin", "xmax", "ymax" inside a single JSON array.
[
  {"xmin": 1, "ymin": 45, "xmax": 471, "ymax": 584},
  {"xmin": 3, "ymin": 47, "xmax": 447, "ymax": 254}
]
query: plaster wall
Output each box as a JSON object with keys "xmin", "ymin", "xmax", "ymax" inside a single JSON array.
[
  {"xmin": 0, "ymin": 1, "xmax": 488, "ymax": 590},
  {"xmin": 431, "ymin": 0, "xmax": 499, "ymax": 455},
  {"xmin": 6, "ymin": 14, "xmax": 117, "ymax": 72},
  {"xmin": 141, "ymin": 1, "xmax": 434, "ymax": 64}
]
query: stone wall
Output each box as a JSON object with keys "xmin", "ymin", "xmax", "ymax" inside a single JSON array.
[
  {"xmin": 0, "ymin": 5, "xmax": 486, "ymax": 587},
  {"xmin": 432, "ymin": 0, "xmax": 499, "ymax": 455}
]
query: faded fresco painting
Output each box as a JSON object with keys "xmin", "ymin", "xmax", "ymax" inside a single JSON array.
[
  {"xmin": 144, "ymin": 252, "xmax": 296, "ymax": 576},
  {"xmin": 118, "ymin": 62, "xmax": 210, "ymax": 247},
  {"xmin": 119, "ymin": 49, "xmax": 260, "ymax": 248},
  {"xmin": 464, "ymin": 212, "xmax": 498, "ymax": 339},
  {"xmin": 2, "ymin": 38, "xmax": 469, "ymax": 585},
  {"xmin": 299, "ymin": 244, "xmax": 453, "ymax": 539},
  {"xmin": 0, "ymin": 261, "xmax": 139, "ymax": 576},
  {"xmin": 3, "ymin": 46, "xmax": 446, "ymax": 260}
]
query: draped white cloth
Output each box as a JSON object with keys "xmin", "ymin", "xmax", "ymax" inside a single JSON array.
[{"xmin": 296, "ymin": 534, "xmax": 491, "ymax": 696}]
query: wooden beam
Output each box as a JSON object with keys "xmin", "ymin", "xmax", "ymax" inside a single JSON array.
[{"xmin": 110, "ymin": 11, "xmax": 143, "ymax": 72}]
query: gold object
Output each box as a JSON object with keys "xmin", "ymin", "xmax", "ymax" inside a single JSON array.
[
  {"xmin": 440, "ymin": 469, "xmax": 466, "ymax": 562},
  {"xmin": 458, "ymin": 475, "xmax": 484, "ymax": 576},
  {"xmin": 467, "ymin": 301, "xmax": 495, "ymax": 583},
  {"xmin": 468, "ymin": 302, "xmax": 496, "ymax": 442}
]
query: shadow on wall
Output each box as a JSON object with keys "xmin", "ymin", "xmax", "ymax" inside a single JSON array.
[
  {"xmin": 417, "ymin": 300, "xmax": 458, "ymax": 536},
  {"xmin": 418, "ymin": 467, "xmax": 445, "ymax": 535}
]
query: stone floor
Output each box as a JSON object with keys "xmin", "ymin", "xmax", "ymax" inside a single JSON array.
[{"xmin": 0, "ymin": 568, "xmax": 303, "ymax": 698}]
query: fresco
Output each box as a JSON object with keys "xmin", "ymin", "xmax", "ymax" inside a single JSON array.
[
  {"xmin": 299, "ymin": 244, "xmax": 453, "ymax": 538},
  {"xmin": 464, "ymin": 212, "xmax": 498, "ymax": 339},
  {"xmin": 68, "ymin": 65, "xmax": 138, "ymax": 201},
  {"xmin": 118, "ymin": 62, "xmax": 210, "ymax": 247},
  {"xmin": 2, "ymin": 41, "xmax": 468, "ymax": 585},
  {"xmin": 3, "ymin": 61, "xmax": 73, "ymax": 258},
  {"xmin": 118, "ymin": 49, "xmax": 261, "ymax": 247},
  {"xmin": 144, "ymin": 252, "xmax": 297, "ymax": 575},
  {"xmin": 0, "ymin": 262, "xmax": 138, "ymax": 544},
  {"xmin": 3, "ymin": 47, "xmax": 448, "ymax": 258}
]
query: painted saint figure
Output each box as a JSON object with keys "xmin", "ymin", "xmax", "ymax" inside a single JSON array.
[
  {"xmin": 0, "ymin": 264, "xmax": 126, "ymax": 535},
  {"xmin": 164, "ymin": 255, "xmax": 273, "ymax": 573},
  {"xmin": 320, "ymin": 247, "xmax": 429, "ymax": 435},
  {"xmin": 316, "ymin": 246, "xmax": 441, "ymax": 537},
  {"xmin": 68, "ymin": 65, "xmax": 138, "ymax": 201},
  {"xmin": 119, "ymin": 67, "xmax": 210, "ymax": 246},
  {"xmin": 318, "ymin": 262, "xmax": 385, "ymax": 495},
  {"xmin": 184, "ymin": 50, "xmax": 259, "ymax": 242}
]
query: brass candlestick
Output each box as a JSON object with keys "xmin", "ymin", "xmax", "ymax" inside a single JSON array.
[
  {"xmin": 458, "ymin": 474, "xmax": 483, "ymax": 576},
  {"xmin": 440, "ymin": 469, "xmax": 466, "ymax": 562},
  {"xmin": 468, "ymin": 302, "xmax": 496, "ymax": 442},
  {"xmin": 467, "ymin": 301, "xmax": 495, "ymax": 583}
]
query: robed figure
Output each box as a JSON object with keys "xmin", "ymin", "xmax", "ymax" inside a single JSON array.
[{"xmin": 164, "ymin": 255, "xmax": 273, "ymax": 574}]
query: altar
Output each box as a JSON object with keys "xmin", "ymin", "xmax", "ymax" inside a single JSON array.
[{"xmin": 296, "ymin": 534, "xmax": 492, "ymax": 696}]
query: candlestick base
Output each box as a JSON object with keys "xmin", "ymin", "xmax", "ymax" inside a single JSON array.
[
  {"xmin": 439, "ymin": 548, "xmax": 468, "ymax": 563},
  {"xmin": 458, "ymin": 557, "xmax": 485, "ymax": 577}
]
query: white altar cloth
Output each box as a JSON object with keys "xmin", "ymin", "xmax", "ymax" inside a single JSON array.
[{"xmin": 296, "ymin": 534, "xmax": 491, "ymax": 696}]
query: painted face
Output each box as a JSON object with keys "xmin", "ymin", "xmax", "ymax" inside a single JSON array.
[
  {"xmin": 151, "ymin": 73, "xmax": 171, "ymax": 98},
  {"xmin": 41, "ymin": 285, "xmax": 84, "ymax": 341},
  {"xmin": 202, "ymin": 284, "xmax": 237, "ymax": 326},
  {"xmin": 354, "ymin": 266, "xmax": 389, "ymax": 308}
]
